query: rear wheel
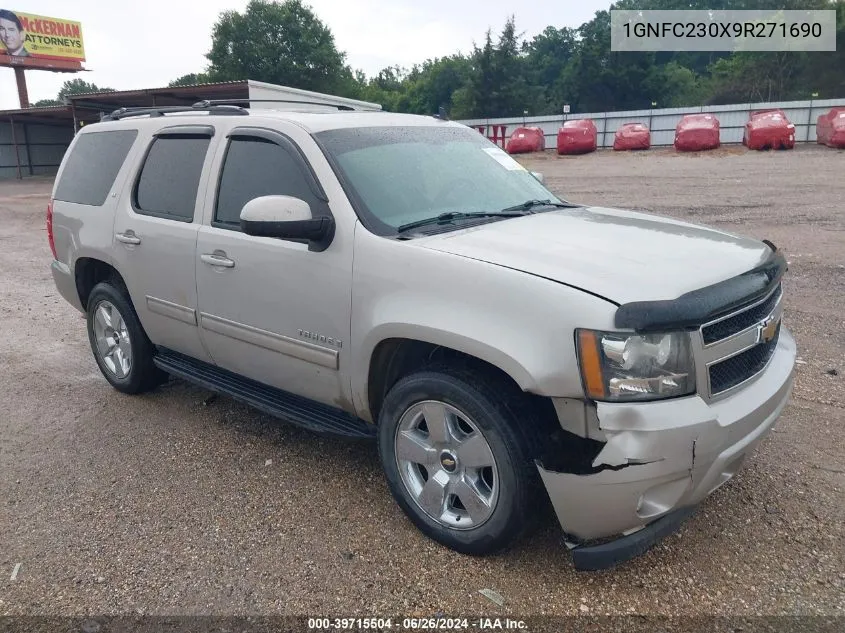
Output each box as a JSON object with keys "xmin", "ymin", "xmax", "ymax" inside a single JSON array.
[
  {"xmin": 86, "ymin": 282, "xmax": 165, "ymax": 394},
  {"xmin": 378, "ymin": 366, "xmax": 541, "ymax": 555}
]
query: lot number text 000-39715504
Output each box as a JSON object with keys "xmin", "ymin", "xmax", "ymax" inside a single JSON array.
[{"xmin": 307, "ymin": 617, "xmax": 529, "ymax": 630}]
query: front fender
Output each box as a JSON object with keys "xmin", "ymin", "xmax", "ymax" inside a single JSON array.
[
  {"xmin": 350, "ymin": 225, "xmax": 618, "ymax": 421},
  {"xmin": 361, "ymin": 320, "xmax": 536, "ymax": 393}
]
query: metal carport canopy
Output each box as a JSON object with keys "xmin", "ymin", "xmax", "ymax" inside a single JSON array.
[{"xmin": 65, "ymin": 80, "xmax": 251, "ymax": 115}]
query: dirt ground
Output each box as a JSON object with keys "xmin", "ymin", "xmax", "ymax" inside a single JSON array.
[{"xmin": 0, "ymin": 144, "xmax": 843, "ymax": 621}]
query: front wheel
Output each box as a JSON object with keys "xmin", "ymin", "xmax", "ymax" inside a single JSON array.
[{"xmin": 378, "ymin": 366, "xmax": 541, "ymax": 555}]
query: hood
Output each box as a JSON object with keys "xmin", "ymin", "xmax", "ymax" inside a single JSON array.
[{"xmin": 417, "ymin": 206, "xmax": 772, "ymax": 305}]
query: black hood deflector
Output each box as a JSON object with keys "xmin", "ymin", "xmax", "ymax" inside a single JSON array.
[{"xmin": 614, "ymin": 244, "xmax": 787, "ymax": 332}]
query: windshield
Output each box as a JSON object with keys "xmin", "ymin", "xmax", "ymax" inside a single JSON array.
[{"xmin": 315, "ymin": 125, "xmax": 562, "ymax": 234}]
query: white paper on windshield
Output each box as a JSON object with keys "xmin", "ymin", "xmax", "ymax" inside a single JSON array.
[{"xmin": 482, "ymin": 147, "xmax": 526, "ymax": 171}]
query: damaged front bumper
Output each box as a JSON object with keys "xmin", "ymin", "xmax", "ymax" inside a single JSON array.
[{"xmin": 537, "ymin": 327, "xmax": 796, "ymax": 570}]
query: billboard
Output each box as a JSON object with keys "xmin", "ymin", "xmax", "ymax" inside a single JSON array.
[{"xmin": 0, "ymin": 9, "xmax": 84, "ymax": 70}]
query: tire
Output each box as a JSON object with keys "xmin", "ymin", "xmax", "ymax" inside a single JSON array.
[
  {"xmin": 378, "ymin": 365, "xmax": 542, "ymax": 555},
  {"xmin": 86, "ymin": 281, "xmax": 166, "ymax": 394}
]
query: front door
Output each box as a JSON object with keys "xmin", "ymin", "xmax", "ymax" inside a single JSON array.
[
  {"xmin": 111, "ymin": 124, "xmax": 217, "ymax": 363},
  {"xmin": 195, "ymin": 124, "xmax": 353, "ymax": 408}
]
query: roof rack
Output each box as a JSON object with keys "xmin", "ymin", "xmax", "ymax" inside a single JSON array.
[
  {"xmin": 192, "ymin": 98, "xmax": 357, "ymax": 111},
  {"xmin": 100, "ymin": 97, "xmax": 365, "ymax": 123},
  {"xmin": 101, "ymin": 104, "xmax": 248, "ymax": 121},
  {"xmin": 432, "ymin": 106, "xmax": 449, "ymax": 121}
]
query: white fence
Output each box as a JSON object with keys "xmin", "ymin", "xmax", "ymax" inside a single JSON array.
[{"xmin": 457, "ymin": 98, "xmax": 845, "ymax": 148}]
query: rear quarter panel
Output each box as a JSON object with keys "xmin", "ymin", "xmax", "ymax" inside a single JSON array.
[{"xmin": 51, "ymin": 124, "xmax": 146, "ymax": 282}]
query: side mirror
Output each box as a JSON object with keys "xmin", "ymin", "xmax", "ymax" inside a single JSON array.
[
  {"xmin": 531, "ymin": 171, "xmax": 545, "ymax": 184},
  {"xmin": 240, "ymin": 195, "xmax": 334, "ymax": 251}
]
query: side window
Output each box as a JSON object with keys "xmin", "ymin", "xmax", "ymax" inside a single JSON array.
[
  {"xmin": 135, "ymin": 136, "xmax": 211, "ymax": 222},
  {"xmin": 54, "ymin": 130, "xmax": 138, "ymax": 206},
  {"xmin": 214, "ymin": 136, "xmax": 326, "ymax": 229}
]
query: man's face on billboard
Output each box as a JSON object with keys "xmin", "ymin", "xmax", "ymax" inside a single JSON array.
[{"xmin": 0, "ymin": 17, "xmax": 25, "ymax": 52}]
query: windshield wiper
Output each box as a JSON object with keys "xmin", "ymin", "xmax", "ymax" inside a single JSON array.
[
  {"xmin": 498, "ymin": 199, "xmax": 582, "ymax": 213},
  {"xmin": 396, "ymin": 211, "xmax": 527, "ymax": 233}
]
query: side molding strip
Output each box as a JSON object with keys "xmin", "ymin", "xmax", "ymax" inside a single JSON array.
[
  {"xmin": 199, "ymin": 312, "xmax": 339, "ymax": 370},
  {"xmin": 146, "ymin": 296, "xmax": 197, "ymax": 326}
]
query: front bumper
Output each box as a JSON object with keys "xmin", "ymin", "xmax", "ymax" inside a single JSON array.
[{"xmin": 537, "ymin": 327, "xmax": 796, "ymax": 568}]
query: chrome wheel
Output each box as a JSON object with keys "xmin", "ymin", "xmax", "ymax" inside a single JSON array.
[
  {"xmin": 92, "ymin": 300, "xmax": 132, "ymax": 379},
  {"xmin": 395, "ymin": 401, "xmax": 499, "ymax": 530}
]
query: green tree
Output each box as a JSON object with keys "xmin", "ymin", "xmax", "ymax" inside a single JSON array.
[
  {"xmin": 463, "ymin": 29, "xmax": 496, "ymax": 117},
  {"xmin": 524, "ymin": 26, "xmax": 577, "ymax": 113},
  {"xmin": 31, "ymin": 79, "xmax": 114, "ymax": 108},
  {"xmin": 206, "ymin": 0, "xmax": 348, "ymax": 94},
  {"xmin": 169, "ymin": 73, "xmax": 211, "ymax": 87},
  {"xmin": 192, "ymin": 0, "xmax": 844, "ymax": 117},
  {"xmin": 647, "ymin": 61, "xmax": 706, "ymax": 107},
  {"xmin": 350, "ymin": 65, "xmax": 410, "ymax": 111},
  {"xmin": 564, "ymin": 10, "xmax": 659, "ymax": 112},
  {"xmin": 450, "ymin": 85, "xmax": 477, "ymax": 119},
  {"xmin": 58, "ymin": 79, "xmax": 115, "ymax": 100},
  {"xmin": 459, "ymin": 18, "xmax": 534, "ymax": 118},
  {"xmin": 802, "ymin": 0, "xmax": 845, "ymax": 99},
  {"xmin": 706, "ymin": 52, "xmax": 803, "ymax": 103},
  {"xmin": 493, "ymin": 16, "xmax": 533, "ymax": 117},
  {"xmin": 564, "ymin": 8, "xmax": 715, "ymax": 112},
  {"xmin": 403, "ymin": 55, "xmax": 472, "ymax": 115}
]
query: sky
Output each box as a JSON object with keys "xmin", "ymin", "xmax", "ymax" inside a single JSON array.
[{"xmin": 0, "ymin": 0, "xmax": 611, "ymax": 109}]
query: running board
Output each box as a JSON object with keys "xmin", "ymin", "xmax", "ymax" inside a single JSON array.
[{"xmin": 154, "ymin": 348, "xmax": 376, "ymax": 440}]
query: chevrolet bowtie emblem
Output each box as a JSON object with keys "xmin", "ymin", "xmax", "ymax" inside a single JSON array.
[{"xmin": 759, "ymin": 315, "xmax": 780, "ymax": 344}]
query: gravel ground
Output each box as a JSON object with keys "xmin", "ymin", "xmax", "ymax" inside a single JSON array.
[{"xmin": 0, "ymin": 145, "xmax": 843, "ymax": 622}]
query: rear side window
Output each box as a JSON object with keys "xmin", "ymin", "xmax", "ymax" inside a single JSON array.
[
  {"xmin": 54, "ymin": 130, "xmax": 138, "ymax": 206},
  {"xmin": 135, "ymin": 136, "xmax": 211, "ymax": 222},
  {"xmin": 214, "ymin": 137, "xmax": 326, "ymax": 228}
]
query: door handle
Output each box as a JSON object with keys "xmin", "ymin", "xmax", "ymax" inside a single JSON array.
[
  {"xmin": 115, "ymin": 231, "xmax": 141, "ymax": 245},
  {"xmin": 201, "ymin": 252, "xmax": 235, "ymax": 268}
]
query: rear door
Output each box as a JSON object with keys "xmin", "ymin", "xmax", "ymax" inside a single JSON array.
[{"xmin": 111, "ymin": 124, "xmax": 218, "ymax": 363}]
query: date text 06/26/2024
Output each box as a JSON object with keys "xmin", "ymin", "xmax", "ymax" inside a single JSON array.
[{"xmin": 307, "ymin": 617, "xmax": 528, "ymax": 630}]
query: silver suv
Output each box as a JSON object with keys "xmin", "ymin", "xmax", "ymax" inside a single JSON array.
[{"xmin": 48, "ymin": 102, "xmax": 796, "ymax": 570}]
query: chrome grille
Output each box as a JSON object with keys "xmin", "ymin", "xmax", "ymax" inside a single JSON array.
[
  {"xmin": 702, "ymin": 284, "xmax": 782, "ymax": 345},
  {"xmin": 698, "ymin": 284, "xmax": 784, "ymax": 399},
  {"xmin": 708, "ymin": 324, "xmax": 780, "ymax": 394}
]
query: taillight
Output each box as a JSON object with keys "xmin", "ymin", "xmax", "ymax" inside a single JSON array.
[{"xmin": 47, "ymin": 199, "xmax": 57, "ymax": 260}]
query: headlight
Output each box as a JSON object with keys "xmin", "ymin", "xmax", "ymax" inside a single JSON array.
[{"xmin": 576, "ymin": 329, "xmax": 696, "ymax": 402}]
